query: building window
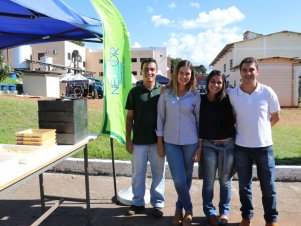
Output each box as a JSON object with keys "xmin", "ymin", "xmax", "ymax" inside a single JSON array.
[
  {"xmin": 132, "ymin": 71, "xmax": 137, "ymax": 76},
  {"xmin": 140, "ymin": 58, "xmax": 147, "ymax": 62},
  {"xmin": 83, "ymin": 61, "xmax": 86, "ymax": 67},
  {"xmin": 100, "ymin": 72, "xmax": 103, "ymax": 76},
  {"xmin": 53, "ymin": 50, "xmax": 58, "ymax": 55},
  {"xmin": 99, "ymin": 59, "xmax": 103, "ymax": 64},
  {"xmin": 224, "ymin": 64, "xmax": 226, "ymax": 72},
  {"xmin": 38, "ymin": 53, "xmax": 45, "ymax": 60},
  {"xmin": 67, "ymin": 53, "xmax": 71, "ymax": 60},
  {"xmin": 131, "ymin": 58, "xmax": 137, "ymax": 62},
  {"xmin": 230, "ymin": 59, "xmax": 233, "ymax": 69}
]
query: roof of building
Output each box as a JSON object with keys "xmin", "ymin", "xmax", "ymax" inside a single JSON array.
[{"xmin": 209, "ymin": 30, "xmax": 301, "ymax": 66}]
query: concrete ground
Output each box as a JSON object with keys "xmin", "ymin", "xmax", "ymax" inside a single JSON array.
[{"xmin": 0, "ymin": 173, "xmax": 300, "ymax": 226}]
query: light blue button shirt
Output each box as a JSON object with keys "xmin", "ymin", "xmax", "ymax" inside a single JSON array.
[{"xmin": 156, "ymin": 88, "xmax": 200, "ymax": 145}]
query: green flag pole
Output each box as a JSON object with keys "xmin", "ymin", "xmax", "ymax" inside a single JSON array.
[{"xmin": 91, "ymin": 0, "xmax": 132, "ymax": 202}]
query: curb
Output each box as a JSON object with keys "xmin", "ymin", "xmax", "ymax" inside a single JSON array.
[{"xmin": 52, "ymin": 158, "xmax": 301, "ymax": 182}]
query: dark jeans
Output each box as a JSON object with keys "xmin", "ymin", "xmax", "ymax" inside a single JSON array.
[{"xmin": 235, "ymin": 145, "xmax": 278, "ymax": 223}]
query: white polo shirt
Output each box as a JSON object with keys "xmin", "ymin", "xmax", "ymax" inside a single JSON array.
[{"xmin": 228, "ymin": 83, "xmax": 280, "ymax": 148}]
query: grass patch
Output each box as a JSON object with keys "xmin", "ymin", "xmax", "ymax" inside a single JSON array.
[
  {"xmin": 272, "ymin": 126, "xmax": 301, "ymax": 164},
  {"xmin": 0, "ymin": 96, "xmax": 300, "ymax": 165},
  {"xmin": 0, "ymin": 96, "xmax": 130, "ymax": 161}
]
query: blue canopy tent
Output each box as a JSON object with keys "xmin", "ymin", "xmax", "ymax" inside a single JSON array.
[
  {"xmin": 156, "ymin": 74, "xmax": 170, "ymax": 84},
  {"xmin": 0, "ymin": 0, "xmax": 103, "ymax": 50}
]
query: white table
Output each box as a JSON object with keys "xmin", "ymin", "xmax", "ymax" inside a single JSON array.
[{"xmin": 0, "ymin": 135, "xmax": 97, "ymax": 225}]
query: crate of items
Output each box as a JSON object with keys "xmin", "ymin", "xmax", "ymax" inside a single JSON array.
[
  {"xmin": 15, "ymin": 129, "xmax": 56, "ymax": 146},
  {"xmin": 38, "ymin": 98, "xmax": 88, "ymax": 145}
]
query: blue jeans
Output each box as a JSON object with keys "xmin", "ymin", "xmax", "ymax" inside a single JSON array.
[
  {"xmin": 132, "ymin": 144, "xmax": 166, "ymax": 208},
  {"xmin": 201, "ymin": 139, "xmax": 235, "ymax": 217},
  {"xmin": 235, "ymin": 145, "xmax": 278, "ymax": 223},
  {"xmin": 164, "ymin": 142, "xmax": 198, "ymax": 212}
]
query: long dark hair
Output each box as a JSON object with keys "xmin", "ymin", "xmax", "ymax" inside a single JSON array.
[{"xmin": 206, "ymin": 70, "xmax": 227, "ymax": 102}]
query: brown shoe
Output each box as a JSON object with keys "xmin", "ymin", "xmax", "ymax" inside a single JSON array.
[
  {"xmin": 208, "ymin": 215, "xmax": 220, "ymax": 226},
  {"xmin": 219, "ymin": 215, "xmax": 229, "ymax": 225},
  {"xmin": 239, "ymin": 218, "xmax": 251, "ymax": 226},
  {"xmin": 171, "ymin": 210, "xmax": 183, "ymax": 226},
  {"xmin": 265, "ymin": 222, "xmax": 278, "ymax": 226},
  {"xmin": 182, "ymin": 212, "xmax": 193, "ymax": 226}
]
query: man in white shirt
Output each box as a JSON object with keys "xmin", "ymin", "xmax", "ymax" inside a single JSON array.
[{"xmin": 228, "ymin": 57, "xmax": 280, "ymax": 226}]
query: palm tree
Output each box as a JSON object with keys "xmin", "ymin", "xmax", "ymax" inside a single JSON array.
[{"xmin": 0, "ymin": 50, "xmax": 10, "ymax": 82}]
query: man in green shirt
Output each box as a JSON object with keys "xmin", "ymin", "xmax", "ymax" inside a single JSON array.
[{"xmin": 125, "ymin": 58, "xmax": 165, "ymax": 218}]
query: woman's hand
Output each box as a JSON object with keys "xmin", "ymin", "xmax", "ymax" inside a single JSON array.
[
  {"xmin": 126, "ymin": 140, "xmax": 133, "ymax": 154},
  {"xmin": 193, "ymin": 146, "xmax": 202, "ymax": 162},
  {"xmin": 157, "ymin": 141, "xmax": 165, "ymax": 157}
]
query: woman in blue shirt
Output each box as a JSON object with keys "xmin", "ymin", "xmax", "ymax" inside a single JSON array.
[
  {"xmin": 157, "ymin": 60, "xmax": 201, "ymax": 226},
  {"xmin": 199, "ymin": 70, "xmax": 236, "ymax": 226}
]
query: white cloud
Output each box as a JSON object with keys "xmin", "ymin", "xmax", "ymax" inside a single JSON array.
[
  {"xmin": 161, "ymin": 6, "xmax": 245, "ymax": 69},
  {"xmin": 151, "ymin": 15, "xmax": 172, "ymax": 27},
  {"xmin": 168, "ymin": 2, "xmax": 176, "ymax": 9},
  {"xmin": 181, "ymin": 6, "xmax": 245, "ymax": 30},
  {"xmin": 165, "ymin": 28, "xmax": 242, "ymax": 68},
  {"xmin": 132, "ymin": 42, "xmax": 141, "ymax": 48},
  {"xmin": 190, "ymin": 2, "xmax": 200, "ymax": 9}
]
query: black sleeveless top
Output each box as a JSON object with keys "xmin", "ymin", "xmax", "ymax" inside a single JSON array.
[{"xmin": 199, "ymin": 94, "xmax": 235, "ymax": 140}]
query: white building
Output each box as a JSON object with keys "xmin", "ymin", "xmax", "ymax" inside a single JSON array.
[
  {"xmin": 4, "ymin": 42, "xmax": 169, "ymax": 80},
  {"xmin": 3, "ymin": 42, "xmax": 169, "ymax": 97},
  {"xmin": 210, "ymin": 30, "xmax": 301, "ymax": 107}
]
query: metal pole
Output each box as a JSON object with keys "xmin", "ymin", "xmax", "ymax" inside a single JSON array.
[
  {"xmin": 83, "ymin": 144, "xmax": 91, "ymax": 225},
  {"xmin": 110, "ymin": 137, "xmax": 118, "ymax": 203},
  {"xmin": 39, "ymin": 174, "xmax": 45, "ymax": 213}
]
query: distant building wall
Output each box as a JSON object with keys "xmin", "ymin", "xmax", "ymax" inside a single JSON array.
[
  {"xmin": 85, "ymin": 47, "xmax": 168, "ymax": 81},
  {"xmin": 210, "ymin": 31, "xmax": 301, "ymax": 107},
  {"xmin": 22, "ymin": 71, "xmax": 61, "ymax": 98}
]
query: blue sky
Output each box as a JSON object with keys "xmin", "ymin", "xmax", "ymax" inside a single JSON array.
[{"xmin": 64, "ymin": 0, "xmax": 301, "ymax": 68}]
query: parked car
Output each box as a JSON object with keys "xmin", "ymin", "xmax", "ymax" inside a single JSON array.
[
  {"xmin": 197, "ymin": 80, "xmax": 207, "ymax": 94},
  {"xmin": 67, "ymin": 77, "xmax": 104, "ymax": 99},
  {"xmin": 135, "ymin": 74, "xmax": 170, "ymax": 86}
]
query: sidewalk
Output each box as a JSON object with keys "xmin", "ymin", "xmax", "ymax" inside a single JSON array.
[{"xmin": 1, "ymin": 173, "xmax": 300, "ymax": 226}]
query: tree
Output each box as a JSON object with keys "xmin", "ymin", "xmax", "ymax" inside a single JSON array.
[
  {"xmin": 170, "ymin": 57, "xmax": 207, "ymax": 76},
  {"xmin": 70, "ymin": 41, "xmax": 85, "ymax": 47},
  {"xmin": 193, "ymin": 64, "xmax": 207, "ymax": 76},
  {"xmin": 0, "ymin": 50, "xmax": 10, "ymax": 82},
  {"xmin": 170, "ymin": 57, "xmax": 182, "ymax": 74}
]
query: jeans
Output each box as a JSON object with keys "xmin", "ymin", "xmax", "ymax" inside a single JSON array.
[
  {"xmin": 164, "ymin": 142, "xmax": 198, "ymax": 212},
  {"xmin": 235, "ymin": 145, "xmax": 278, "ymax": 223},
  {"xmin": 132, "ymin": 144, "xmax": 166, "ymax": 208},
  {"xmin": 201, "ymin": 139, "xmax": 235, "ymax": 217}
]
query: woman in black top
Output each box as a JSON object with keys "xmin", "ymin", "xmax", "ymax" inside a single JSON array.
[{"xmin": 198, "ymin": 70, "xmax": 235, "ymax": 226}]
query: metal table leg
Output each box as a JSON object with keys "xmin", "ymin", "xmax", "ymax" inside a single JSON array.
[
  {"xmin": 84, "ymin": 144, "xmax": 91, "ymax": 225},
  {"xmin": 39, "ymin": 174, "xmax": 45, "ymax": 213}
]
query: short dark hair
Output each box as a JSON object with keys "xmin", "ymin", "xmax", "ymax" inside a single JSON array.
[
  {"xmin": 140, "ymin": 58, "xmax": 158, "ymax": 70},
  {"xmin": 206, "ymin": 70, "xmax": 227, "ymax": 102},
  {"xmin": 239, "ymin": 57, "xmax": 259, "ymax": 71}
]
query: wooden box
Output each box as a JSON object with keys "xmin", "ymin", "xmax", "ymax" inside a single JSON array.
[{"xmin": 15, "ymin": 129, "xmax": 56, "ymax": 146}]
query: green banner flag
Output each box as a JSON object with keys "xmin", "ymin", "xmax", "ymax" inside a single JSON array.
[{"xmin": 91, "ymin": 0, "xmax": 132, "ymax": 144}]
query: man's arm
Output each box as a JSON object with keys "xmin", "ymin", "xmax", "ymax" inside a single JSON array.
[
  {"xmin": 270, "ymin": 111, "xmax": 280, "ymax": 127},
  {"xmin": 126, "ymin": 110, "xmax": 134, "ymax": 153}
]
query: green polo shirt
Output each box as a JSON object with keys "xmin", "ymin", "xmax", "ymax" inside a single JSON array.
[{"xmin": 125, "ymin": 82, "xmax": 161, "ymax": 144}]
